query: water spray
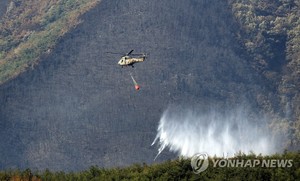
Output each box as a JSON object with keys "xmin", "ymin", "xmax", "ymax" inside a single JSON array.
[{"xmin": 152, "ymin": 106, "xmax": 277, "ymax": 159}]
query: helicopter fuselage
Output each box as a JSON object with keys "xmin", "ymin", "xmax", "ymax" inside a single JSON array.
[{"xmin": 118, "ymin": 55, "xmax": 145, "ymax": 67}]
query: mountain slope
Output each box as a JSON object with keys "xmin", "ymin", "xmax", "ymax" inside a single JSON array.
[
  {"xmin": 0, "ymin": 0, "xmax": 8, "ymax": 18},
  {"xmin": 0, "ymin": 0, "xmax": 286, "ymax": 170},
  {"xmin": 228, "ymin": 0, "xmax": 300, "ymax": 147},
  {"xmin": 0, "ymin": 0, "xmax": 100, "ymax": 84}
]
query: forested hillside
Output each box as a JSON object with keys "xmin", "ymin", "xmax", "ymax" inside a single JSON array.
[
  {"xmin": 0, "ymin": 152, "xmax": 299, "ymax": 181},
  {"xmin": 0, "ymin": 0, "xmax": 8, "ymax": 18},
  {"xmin": 0, "ymin": 0, "xmax": 299, "ymax": 171},
  {"xmin": 228, "ymin": 0, "xmax": 300, "ymax": 148},
  {"xmin": 0, "ymin": 0, "xmax": 100, "ymax": 84}
]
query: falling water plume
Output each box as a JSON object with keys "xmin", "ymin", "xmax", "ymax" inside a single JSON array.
[{"xmin": 152, "ymin": 106, "xmax": 277, "ymax": 159}]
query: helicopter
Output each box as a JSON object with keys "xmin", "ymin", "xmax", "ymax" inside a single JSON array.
[
  {"xmin": 117, "ymin": 50, "xmax": 146, "ymax": 68},
  {"xmin": 105, "ymin": 49, "xmax": 146, "ymax": 90}
]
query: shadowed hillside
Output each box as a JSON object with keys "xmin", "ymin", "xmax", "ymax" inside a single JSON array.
[
  {"xmin": 229, "ymin": 0, "xmax": 300, "ymax": 148},
  {"xmin": 0, "ymin": 0, "xmax": 283, "ymax": 170},
  {"xmin": 0, "ymin": 0, "xmax": 8, "ymax": 18}
]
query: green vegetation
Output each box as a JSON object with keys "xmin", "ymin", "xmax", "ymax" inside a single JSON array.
[
  {"xmin": 228, "ymin": 0, "xmax": 300, "ymax": 146},
  {"xmin": 0, "ymin": 152, "xmax": 299, "ymax": 181},
  {"xmin": 0, "ymin": 0, "xmax": 100, "ymax": 84}
]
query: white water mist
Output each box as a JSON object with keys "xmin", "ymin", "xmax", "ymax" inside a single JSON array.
[{"xmin": 152, "ymin": 106, "xmax": 277, "ymax": 159}]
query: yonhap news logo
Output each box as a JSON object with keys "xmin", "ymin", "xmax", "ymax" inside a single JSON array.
[
  {"xmin": 191, "ymin": 153, "xmax": 293, "ymax": 174},
  {"xmin": 190, "ymin": 153, "xmax": 209, "ymax": 174}
]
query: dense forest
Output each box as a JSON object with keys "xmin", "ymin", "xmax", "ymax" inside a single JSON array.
[
  {"xmin": 228, "ymin": 0, "xmax": 300, "ymax": 147},
  {"xmin": 0, "ymin": 152, "xmax": 299, "ymax": 181}
]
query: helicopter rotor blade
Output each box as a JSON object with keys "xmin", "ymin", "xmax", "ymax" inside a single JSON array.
[
  {"xmin": 127, "ymin": 49, "xmax": 134, "ymax": 56},
  {"xmin": 130, "ymin": 53, "xmax": 145, "ymax": 56},
  {"xmin": 105, "ymin": 52, "xmax": 124, "ymax": 55},
  {"xmin": 105, "ymin": 50, "xmax": 147, "ymax": 57}
]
